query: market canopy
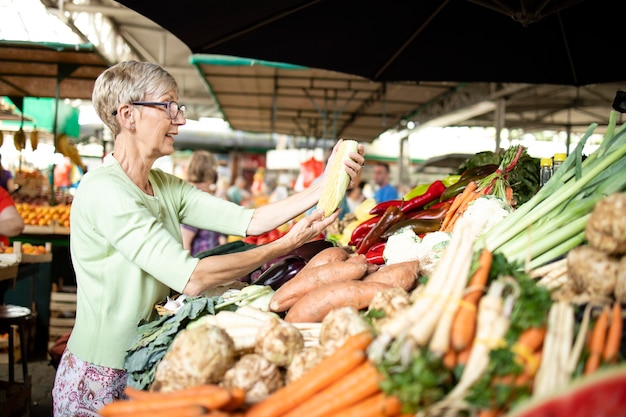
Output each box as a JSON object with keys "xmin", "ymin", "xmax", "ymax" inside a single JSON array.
[
  {"xmin": 0, "ymin": 40, "xmax": 110, "ymax": 100},
  {"xmin": 191, "ymin": 55, "xmax": 461, "ymax": 142},
  {"xmin": 190, "ymin": 54, "xmax": 624, "ymax": 142},
  {"xmin": 116, "ymin": 0, "xmax": 626, "ymax": 86}
]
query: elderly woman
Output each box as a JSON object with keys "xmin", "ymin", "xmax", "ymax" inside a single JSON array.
[{"xmin": 51, "ymin": 60, "xmax": 365, "ymax": 416}]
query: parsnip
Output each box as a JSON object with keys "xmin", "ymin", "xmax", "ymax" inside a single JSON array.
[
  {"xmin": 215, "ymin": 310, "xmax": 264, "ymax": 328},
  {"xmin": 428, "ymin": 222, "xmax": 475, "ymax": 355},
  {"xmin": 534, "ymin": 301, "xmax": 576, "ymax": 397},
  {"xmin": 236, "ymin": 305, "xmax": 279, "ymax": 321}
]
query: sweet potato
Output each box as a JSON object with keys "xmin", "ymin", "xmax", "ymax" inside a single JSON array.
[
  {"xmin": 347, "ymin": 254, "xmax": 379, "ymax": 274},
  {"xmin": 270, "ymin": 260, "xmax": 368, "ymax": 312},
  {"xmin": 284, "ymin": 280, "xmax": 392, "ymax": 323},
  {"xmin": 346, "ymin": 254, "xmax": 368, "ymax": 264},
  {"xmin": 301, "ymin": 247, "xmax": 350, "ymax": 271},
  {"xmin": 362, "ymin": 260, "xmax": 420, "ymax": 292}
]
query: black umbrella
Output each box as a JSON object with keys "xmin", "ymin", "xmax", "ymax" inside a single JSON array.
[{"xmin": 116, "ymin": 0, "xmax": 625, "ymax": 86}]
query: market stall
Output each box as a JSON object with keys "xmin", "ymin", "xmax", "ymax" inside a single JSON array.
[
  {"xmin": 1, "ymin": 241, "xmax": 54, "ymax": 355},
  {"xmin": 92, "ymin": 113, "xmax": 626, "ymax": 417}
]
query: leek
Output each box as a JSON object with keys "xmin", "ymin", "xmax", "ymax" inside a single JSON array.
[{"xmin": 478, "ymin": 111, "xmax": 626, "ymax": 270}]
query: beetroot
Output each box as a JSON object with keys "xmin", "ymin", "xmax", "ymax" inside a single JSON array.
[{"xmin": 507, "ymin": 365, "xmax": 626, "ymax": 417}]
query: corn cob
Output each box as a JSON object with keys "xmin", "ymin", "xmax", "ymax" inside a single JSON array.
[{"xmin": 317, "ymin": 139, "xmax": 359, "ymax": 217}]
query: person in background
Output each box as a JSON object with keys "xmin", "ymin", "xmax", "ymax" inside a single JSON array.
[
  {"xmin": 268, "ymin": 172, "xmax": 291, "ymax": 203},
  {"xmin": 227, "ymin": 175, "xmax": 251, "ymax": 206},
  {"xmin": 214, "ymin": 176, "xmax": 231, "ymax": 201},
  {"xmin": 180, "ymin": 150, "xmax": 227, "ymax": 256},
  {"xmin": 0, "ymin": 154, "xmax": 15, "ymax": 193},
  {"xmin": 0, "ymin": 186, "xmax": 24, "ymax": 247},
  {"xmin": 373, "ymin": 162, "xmax": 398, "ymax": 203},
  {"xmin": 51, "ymin": 60, "xmax": 365, "ymax": 416},
  {"xmin": 346, "ymin": 180, "xmax": 366, "ymax": 214}
]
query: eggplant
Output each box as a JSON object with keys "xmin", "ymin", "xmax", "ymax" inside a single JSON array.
[
  {"xmin": 241, "ymin": 239, "xmax": 334, "ymax": 285},
  {"xmin": 251, "ymin": 255, "xmax": 307, "ymax": 290},
  {"xmin": 287, "ymin": 239, "xmax": 334, "ymax": 261}
]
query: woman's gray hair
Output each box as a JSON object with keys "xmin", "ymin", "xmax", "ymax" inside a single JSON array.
[{"xmin": 92, "ymin": 60, "xmax": 178, "ymax": 137}]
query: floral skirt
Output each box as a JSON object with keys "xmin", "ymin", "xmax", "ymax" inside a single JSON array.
[{"xmin": 52, "ymin": 349, "xmax": 128, "ymax": 417}]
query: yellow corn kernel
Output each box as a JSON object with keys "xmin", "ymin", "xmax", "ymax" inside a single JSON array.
[{"xmin": 317, "ymin": 140, "xmax": 359, "ymax": 217}]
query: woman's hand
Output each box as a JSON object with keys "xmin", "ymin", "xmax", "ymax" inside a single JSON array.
[
  {"xmin": 324, "ymin": 139, "xmax": 366, "ymax": 189},
  {"xmin": 282, "ymin": 208, "xmax": 339, "ymax": 248}
]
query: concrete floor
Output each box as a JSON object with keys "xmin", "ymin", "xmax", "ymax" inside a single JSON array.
[{"xmin": 0, "ymin": 350, "xmax": 55, "ymax": 417}]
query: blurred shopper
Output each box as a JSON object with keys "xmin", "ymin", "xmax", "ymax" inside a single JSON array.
[
  {"xmin": 269, "ymin": 172, "xmax": 292, "ymax": 203},
  {"xmin": 0, "ymin": 154, "xmax": 15, "ymax": 193},
  {"xmin": 346, "ymin": 180, "xmax": 366, "ymax": 214},
  {"xmin": 373, "ymin": 162, "xmax": 398, "ymax": 203},
  {"xmin": 227, "ymin": 175, "xmax": 251, "ymax": 206},
  {"xmin": 0, "ymin": 186, "xmax": 24, "ymax": 247},
  {"xmin": 180, "ymin": 150, "xmax": 227, "ymax": 256}
]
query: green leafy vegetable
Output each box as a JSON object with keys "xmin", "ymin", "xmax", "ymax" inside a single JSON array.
[
  {"xmin": 458, "ymin": 151, "xmax": 500, "ymax": 174},
  {"xmin": 124, "ymin": 295, "xmax": 232, "ymax": 390},
  {"xmin": 378, "ymin": 348, "xmax": 455, "ymax": 414}
]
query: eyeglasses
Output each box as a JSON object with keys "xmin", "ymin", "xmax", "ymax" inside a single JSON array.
[{"xmin": 111, "ymin": 101, "xmax": 187, "ymax": 119}]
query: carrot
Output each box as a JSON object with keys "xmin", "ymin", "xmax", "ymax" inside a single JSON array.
[
  {"xmin": 510, "ymin": 326, "xmax": 546, "ymax": 376},
  {"xmin": 515, "ymin": 327, "xmax": 546, "ymax": 353},
  {"xmin": 440, "ymin": 180, "xmax": 478, "ymax": 231},
  {"xmin": 476, "ymin": 408, "xmax": 502, "ymax": 417},
  {"xmin": 124, "ymin": 384, "xmax": 225, "ymax": 400},
  {"xmin": 442, "ymin": 348, "xmax": 457, "ymax": 370},
  {"xmin": 443, "ymin": 190, "xmax": 480, "ymax": 232},
  {"xmin": 450, "ymin": 248, "xmax": 492, "ymax": 352},
  {"xmin": 98, "ymin": 387, "xmax": 232, "ymax": 416},
  {"xmin": 505, "ymin": 186, "xmax": 514, "ymax": 206},
  {"xmin": 245, "ymin": 332, "xmax": 372, "ymax": 417},
  {"xmin": 102, "ymin": 404, "xmax": 208, "ymax": 417},
  {"xmin": 222, "ymin": 387, "xmax": 246, "ymax": 412},
  {"xmin": 282, "ymin": 360, "xmax": 384, "ymax": 417},
  {"xmin": 362, "ymin": 260, "xmax": 420, "ymax": 291},
  {"xmin": 456, "ymin": 343, "xmax": 472, "ymax": 366},
  {"xmin": 283, "ymin": 280, "xmax": 392, "ymax": 322},
  {"xmin": 602, "ymin": 302, "xmax": 623, "ymax": 362},
  {"xmin": 328, "ymin": 392, "xmax": 402, "ymax": 417},
  {"xmin": 270, "ymin": 260, "xmax": 368, "ymax": 312},
  {"xmin": 584, "ymin": 304, "xmax": 610, "ymax": 374}
]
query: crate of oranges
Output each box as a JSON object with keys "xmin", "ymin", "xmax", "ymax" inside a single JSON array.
[
  {"xmin": 0, "ymin": 242, "xmax": 52, "ymax": 263},
  {"xmin": 15, "ymin": 203, "xmax": 70, "ymax": 234}
]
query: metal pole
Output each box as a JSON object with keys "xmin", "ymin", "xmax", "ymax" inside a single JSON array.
[{"xmin": 494, "ymin": 98, "xmax": 506, "ymax": 153}]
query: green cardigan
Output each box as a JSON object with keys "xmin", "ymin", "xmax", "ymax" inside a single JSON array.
[{"xmin": 67, "ymin": 154, "xmax": 253, "ymax": 368}]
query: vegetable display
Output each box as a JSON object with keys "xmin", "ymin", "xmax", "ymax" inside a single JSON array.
[{"xmin": 108, "ymin": 113, "xmax": 626, "ymax": 417}]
